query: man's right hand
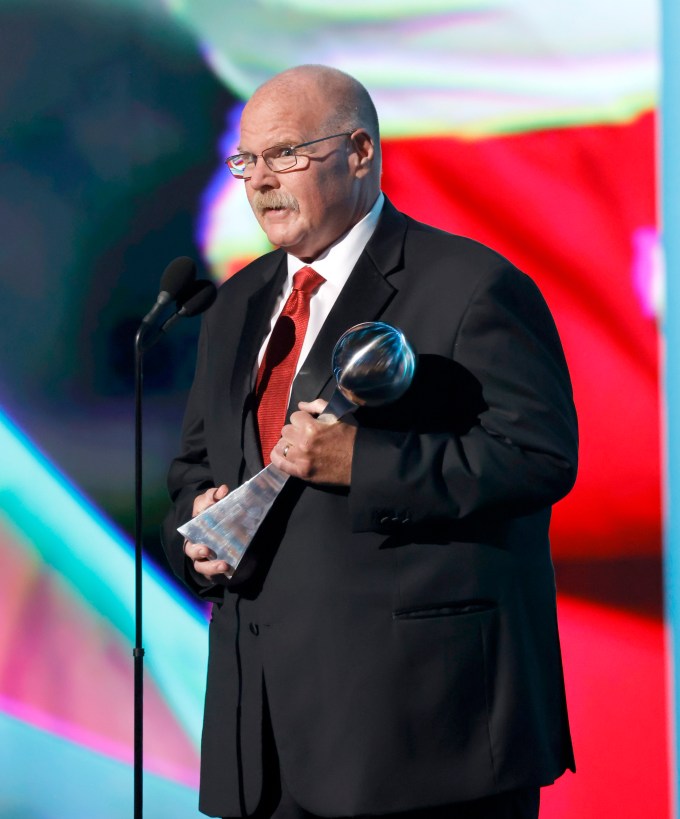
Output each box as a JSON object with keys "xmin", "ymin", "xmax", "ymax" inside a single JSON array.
[{"xmin": 183, "ymin": 484, "xmax": 232, "ymax": 577}]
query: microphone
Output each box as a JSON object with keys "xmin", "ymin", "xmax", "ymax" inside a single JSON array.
[
  {"xmin": 141, "ymin": 256, "xmax": 197, "ymax": 326},
  {"xmin": 160, "ymin": 279, "xmax": 217, "ymax": 334},
  {"xmin": 138, "ymin": 279, "xmax": 217, "ymax": 352}
]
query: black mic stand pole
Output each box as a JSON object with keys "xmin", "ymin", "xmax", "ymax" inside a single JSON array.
[
  {"xmin": 131, "ymin": 274, "xmax": 216, "ymax": 819},
  {"xmin": 133, "ymin": 326, "xmax": 147, "ymax": 819}
]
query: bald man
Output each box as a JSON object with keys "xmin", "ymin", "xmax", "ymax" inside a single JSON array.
[{"xmin": 162, "ymin": 65, "xmax": 577, "ymax": 819}]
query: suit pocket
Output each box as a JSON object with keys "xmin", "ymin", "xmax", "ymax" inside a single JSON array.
[
  {"xmin": 389, "ymin": 597, "xmax": 499, "ymax": 776},
  {"xmin": 392, "ymin": 599, "xmax": 496, "ymax": 620}
]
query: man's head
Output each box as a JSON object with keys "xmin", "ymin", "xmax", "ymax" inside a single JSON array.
[{"xmin": 235, "ymin": 65, "xmax": 382, "ymax": 263}]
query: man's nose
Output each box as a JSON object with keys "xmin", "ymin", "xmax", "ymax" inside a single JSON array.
[{"xmin": 248, "ymin": 156, "xmax": 278, "ymax": 189}]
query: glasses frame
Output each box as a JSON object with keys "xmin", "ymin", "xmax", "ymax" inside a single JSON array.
[{"xmin": 225, "ymin": 131, "xmax": 354, "ymax": 180}]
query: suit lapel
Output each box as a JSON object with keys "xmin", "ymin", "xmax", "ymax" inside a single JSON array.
[
  {"xmin": 229, "ymin": 257, "xmax": 287, "ymax": 415},
  {"xmin": 227, "ymin": 254, "xmax": 288, "ymax": 475},
  {"xmin": 289, "ymin": 199, "xmax": 407, "ymax": 411}
]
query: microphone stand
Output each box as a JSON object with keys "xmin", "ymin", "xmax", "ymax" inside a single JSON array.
[
  {"xmin": 131, "ymin": 276, "xmax": 216, "ymax": 819},
  {"xmin": 133, "ymin": 325, "xmax": 146, "ymax": 819},
  {"xmin": 131, "ymin": 259, "xmax": 197, "ymax": 814}
]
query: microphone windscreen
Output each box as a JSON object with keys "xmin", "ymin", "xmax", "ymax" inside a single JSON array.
[
  {"xmin": 160, "ymin": 256, "xmax": 197, "ymax": 298},
  {"xmin": 179, "ymin": 280, "xmax": 217, "ymax": 317}
]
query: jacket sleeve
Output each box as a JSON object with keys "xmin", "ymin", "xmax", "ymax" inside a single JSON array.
[
  {"xmin": 348, "ymin": 262, "xmax": 578, "ymax": 533},
  {"xmin": 160, "ymin": 321, "xmax": 227, "ymax": 600}
]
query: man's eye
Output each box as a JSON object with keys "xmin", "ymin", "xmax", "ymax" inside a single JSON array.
[{"xmin": 278, "ymin": 146, "xmax": 296, "ymax": 158}]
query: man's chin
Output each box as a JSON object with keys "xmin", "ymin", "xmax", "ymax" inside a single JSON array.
[{"xmin": 261, "ymin": 221, "xmax": 304, "ymax": 252}]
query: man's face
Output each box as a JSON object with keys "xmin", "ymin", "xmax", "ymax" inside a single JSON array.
[{"xmin": 238, "ymin": 88, "xmax": 369, "ymax": 262}]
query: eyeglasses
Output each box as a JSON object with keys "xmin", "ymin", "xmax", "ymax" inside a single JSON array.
[{"xmin": 225, "ymin": 131, "xmax": 353, "ymax": 180}]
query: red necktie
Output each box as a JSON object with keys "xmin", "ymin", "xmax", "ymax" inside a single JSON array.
[{"xmin": 255, "ymin": 266, "xmax": 325, "ymax": 464}]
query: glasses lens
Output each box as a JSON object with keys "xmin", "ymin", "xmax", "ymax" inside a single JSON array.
[
  {"xmin": 263, "ymin": 146, "xmax": 297, "ymax": 172},
  {"xmin": 226, "ymin": 154, "xmax": 248, "ymax": 178}
]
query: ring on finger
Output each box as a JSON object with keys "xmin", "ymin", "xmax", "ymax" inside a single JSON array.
[{"xmin": 283, "ymin": 444, "xmax": 290, "ymax": 458}]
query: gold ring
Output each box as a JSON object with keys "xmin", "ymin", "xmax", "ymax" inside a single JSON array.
[{"xmin": 283, "ymin": 444, "xmax": 290, "ymax": 458}]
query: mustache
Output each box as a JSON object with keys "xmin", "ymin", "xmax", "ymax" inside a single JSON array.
[{"xmin": 252, "ymin": 190, "xmax": 299, "ymax": 215}]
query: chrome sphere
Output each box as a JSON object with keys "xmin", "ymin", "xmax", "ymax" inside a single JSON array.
[{"xmin": 331, "ymin": 322, "xmax": 416, "ymax": 406}]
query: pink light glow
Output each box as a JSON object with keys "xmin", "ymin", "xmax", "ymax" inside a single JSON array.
[
  {"xmin": 0, "ymin": 530, "xmax": 200, "ymax": 787},
  {"xmin": 0, "ymin": 693, "xmax": 199, "ymax": 786},
  {"xmin": 632, "ymin": 225, "xmax": 663, "ymax": 319}
]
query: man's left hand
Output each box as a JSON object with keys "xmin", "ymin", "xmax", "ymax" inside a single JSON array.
[{"xmin": 270, "ymin": 399, "xmax": 357, "ymax": 486}]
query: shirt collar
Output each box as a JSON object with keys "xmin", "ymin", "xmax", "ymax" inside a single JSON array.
[{"xmin": 286, "ymin": 192, "xmax": 385, "ymax": 292}]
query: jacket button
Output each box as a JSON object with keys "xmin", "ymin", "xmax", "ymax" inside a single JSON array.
[{"xmin": 249, "ymin": 622, "xmax": 259, "ymax": 636}]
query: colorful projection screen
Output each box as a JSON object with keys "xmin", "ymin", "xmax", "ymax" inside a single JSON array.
[{"xmin": 0, "ymin": 1, "xmax": 665, "ymax": 817}]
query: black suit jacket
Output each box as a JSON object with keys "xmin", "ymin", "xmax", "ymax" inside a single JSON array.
[{"xmin": 162, "ymin": 199, "xmax": 578, "ymax": 818}]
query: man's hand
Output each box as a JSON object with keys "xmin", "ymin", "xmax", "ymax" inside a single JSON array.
[
  {"xmin": 183, "ymin": 484, "xmax": 233, "ymax": 577},
  {"xmin": 270, "ymin": 399, "xmax": 357, "ymax": 485}
]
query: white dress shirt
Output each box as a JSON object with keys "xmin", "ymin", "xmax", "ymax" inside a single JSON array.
[{"xmin": 256, "ymin": 193, "xmax": 385, "ymax": 385}]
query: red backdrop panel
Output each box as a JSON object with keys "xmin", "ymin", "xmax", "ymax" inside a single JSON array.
[{"xmin": 382, "ymin": 112, "xmax": 660, "ymax": 559}]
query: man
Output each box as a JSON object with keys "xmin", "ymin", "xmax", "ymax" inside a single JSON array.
[{"xmin": 162, "ymin": 65, "xmax": 578, "ymax": 819}]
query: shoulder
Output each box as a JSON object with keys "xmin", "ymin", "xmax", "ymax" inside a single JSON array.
[
  {"xmin": 391, "ymin": 209, "xmax": 538, "ymax": 307},
  {"xmin": 381, "ymin": 197, "xmax": 521, "ymax": 280},
  {"xmin": 219, "ymin": 248, "xmax": 285, "ymax": 294},
  {"xmin": 203, "ymin": 248, "xmax": 285, "ymax": 318},
  {"xmin": 405, "ymin": 215, "xmax": 512, "ymax": 271}
]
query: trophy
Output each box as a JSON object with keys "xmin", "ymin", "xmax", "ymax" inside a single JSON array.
[{"xmin": 178, "ymin": 321, "xmax": 416, "ymax": 575}]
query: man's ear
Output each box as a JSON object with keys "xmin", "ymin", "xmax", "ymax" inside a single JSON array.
[{"xmin": 350, "ymin": 129, "xmax": 375, "ymax": 177}]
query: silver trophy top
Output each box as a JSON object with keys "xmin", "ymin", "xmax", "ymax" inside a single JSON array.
[{"xmin": 332, "ymin": 321, "xmax": 416, "ymax": 407}]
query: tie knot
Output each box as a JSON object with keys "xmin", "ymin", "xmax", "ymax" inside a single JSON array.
[{"xmin": 293, "ymin": 266, "xmax": 325, "ymax": 295}]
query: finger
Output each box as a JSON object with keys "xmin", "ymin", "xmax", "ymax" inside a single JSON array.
[
  {"xmin": 214, "ymin": 483, "xmax": 229, "ymax": 500},
  {"xmin": 193, "ymin": 484, "xmax": 229, "ymax": 515},
  {"xmin": 271, "ymin": 438, "xmax": 290, "ymax": 466},
  {"xmin": 288, "ymin": 410, "xmax": 319, "ymax": 438},
  {"xmin": 282, "ymin": 417, "xmax": 309, "ymax": 441},
  {"xmin": 193, "ymin": 491, "xmax": 213, "ymax": 515},
  {"xmin": 298, "ymin": 399, "xmax": 328, "ymax": 415},
  {"xmin": 184, "ymin": 540, "xmax": 216, "ymax": 561},
  {"xmin": 288, "ymin": 410, "xmax": 310, "ymax": 428},
  {"xmin": 270, "ymin": 443, "xmax": 303, "ymax": 477},
  {"xmin": 193, "ymin": 558, "xmax": 232, "ymax": 577},
  {"xmin": 272, "ymin": 439, "xmax": 285, "ymax": 462}
]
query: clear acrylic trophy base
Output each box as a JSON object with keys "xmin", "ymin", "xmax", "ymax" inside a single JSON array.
[
  {"xmin": 177, "ymin": 389, "xmax": 354, "ymax": 575},
  {"xmin": 177, "ymin": 463, "xmax": 290, "ymax": 577}
]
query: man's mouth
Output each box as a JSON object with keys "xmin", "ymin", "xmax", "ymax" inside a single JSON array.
[{"xmin": 253, "ymin": 192, "xmax": 299, "ymax": 216}]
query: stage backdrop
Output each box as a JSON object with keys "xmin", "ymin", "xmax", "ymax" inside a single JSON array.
[{"xmin": 0, "ymin": 1, "xmax": 666, "ymax": 817}]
